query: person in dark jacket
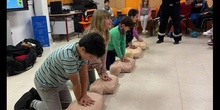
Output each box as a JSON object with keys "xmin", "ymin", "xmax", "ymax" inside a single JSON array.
[
  {"xmin": 190, "ymin": 0, "xmax": 209, "ymax": 25},
  {"xmin": 194, "ymin": 4, "xmax": 213, "ymax": 30},
  {"xmin": 157, "ymin": 0, "xmax": 182, "ymax": 44}
]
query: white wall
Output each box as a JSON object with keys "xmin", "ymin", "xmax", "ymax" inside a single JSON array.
[
  {"xmin": 6, "ymin": 0, "xmax": 103, "ymax": 46},
  {"xmin": 7, "ymin": 0, "xmax": 51, "ymax": 46},
  {"xmin": 94, "ymin": 0, "xmax": 104, "ymax": 9},
  {"xmin": 7, "ymin": 0, "xmax": 35, "ymax": 45}
]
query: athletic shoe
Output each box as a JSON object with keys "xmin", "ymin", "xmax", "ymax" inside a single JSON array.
[
  {"xmin": 207, "ymin": 39, "xmax": 213, "ymax": 46},
  {"xmin": 173, "ymin": 40, "xmax": 179, "ymax": 44},
  {"xmin": 14, "ymin": 92, "xmax": 34, "ymax": 110},
  {"xmin": 29, "ymin": 87, "xmax": 41, "ymax": 100},
  {"xmin": 156, "ymin": 40, "xmax": 164, "ymax": 44},
  {"xmin": 203, "ymin": 30, "xmax": 213, "ymax": 36}
]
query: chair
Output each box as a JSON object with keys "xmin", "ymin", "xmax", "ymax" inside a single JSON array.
[
  {"xmin": 121, "ymin": 7, "xmax": 135, "ymax": 15},
  {"xmin": 182, "ymin": 17, "xmax": 192, "ymax": 35},
  {"xmin": 112, "ymin": 7, "xmax": 118, "ymax": 18},
  {"xmin": 180, "ymin": 0, "xmax": 186, "ymax": 3},
  {"xmin": 78, "ymin": 9, "xmax": 96, "ymax": 37},
  {"xmin": 202, "ymin": 18, "xmax": 213, "ymax": 31}
]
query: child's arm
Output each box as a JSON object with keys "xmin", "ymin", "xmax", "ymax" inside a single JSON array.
[
  {"xmin": 78, "ymin": 64, "xmax": 89, "ymax": 97},
  {"xmin": 78, "ymin": 64, "xmax": 95, "ymax": 106},
  {"xmin": 112, "ymin": 34, "xmax": 124, "ymax": 59},
  {"xmin": 68, "ymin": 73, "xmax": 82, "ymax": 102},
  {"xmin": 68, "ymin": 64, "xmax": 94, "ymax": 106},
  {"xmin": 98, "ymin": 45, "xmax": 112, "ymax": 81},
  {"xmin": 133, "ymin": 26, "xmax": 143, "ymax": 42}
]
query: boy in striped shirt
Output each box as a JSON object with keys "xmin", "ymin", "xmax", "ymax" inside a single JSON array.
[{"xmin": 14, "ymin": 32, "xmax": 106, "ymax": 110}]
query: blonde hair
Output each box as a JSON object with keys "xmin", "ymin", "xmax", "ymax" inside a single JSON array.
[{"xmin": 84, "ymin": 10, "xmax": 111, "ymax": 43}]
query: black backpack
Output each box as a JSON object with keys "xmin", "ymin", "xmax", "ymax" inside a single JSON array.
[
  {"xmin": 20, "ymin": 38, "xmax": 44, "ymax": 57},
  {"xmin": 7, "ymin": 45, "xmax": 37, "ymax": 76}
]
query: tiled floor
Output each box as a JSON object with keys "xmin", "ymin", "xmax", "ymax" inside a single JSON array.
[{"xmin": 7, "ymin": 33, "xmax": 213, "ymax": 110}]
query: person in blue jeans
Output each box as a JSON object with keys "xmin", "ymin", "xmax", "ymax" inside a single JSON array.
[{"xmin": 190, "ymin": 0, "xmax": 209, "ymax": 25}]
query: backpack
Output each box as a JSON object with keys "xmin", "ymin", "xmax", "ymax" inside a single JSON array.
[
  {"xmin": 18, "ymin": 38, "xmax": 44, "ymax": 57},
  {"xmin": 7, "ymin": 44, "xmax": 37, "ymax": 76}
]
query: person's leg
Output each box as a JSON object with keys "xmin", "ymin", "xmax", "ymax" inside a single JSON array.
[
  {"xmin": 106, "ymin": 50, "xmax": 116, "ymax": 70},
  {"xmin": 143, "ymin": 15, "xmax": 148, "ymax": 33},
  {"xmin": 194, "ymin": 14, "xmax": 204, "ymax": 29},
  {"xmin": 200, "ymin": 14, "xmax": 213, "ymax": 30},
  {"xmin": 157, "ymin": 6, "xmax": 169, "ymax": 43},
  {"xmin": 190, "ymin": 13, "xmax": 199, "ymax": 25},
  {"xmin": 34, "ymin": 78, "xmax": 65, "ymax": 110},
  {"xmin": 59, "ymin": 84, "xmax": 72, "ymax": 109},
  {"xmin": 171, "ymin": 4, "xmax": 182, "ymax": 44},
  {"xmin": 140, "ymin": 16, "xmax": 145, "ymax": 33}
]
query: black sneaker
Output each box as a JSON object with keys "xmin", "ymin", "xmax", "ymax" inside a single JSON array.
[
  {"xmin": 29, "ymin": 87, "xmax": 41, "ymax": 100},
  {"xmin": 14, "ymin": 92, "xmax": 34, "ymax": 110},
  {"xmin": 156, "ymin": 40, "xmax": 164, "ymax": 44},
  {"xmin": 179, "ymin": 36, "xmax": 182, "ymax": 41},
  {"xmin": 173, "ymin": 40, "xmax": 179, "ymax": 44}
]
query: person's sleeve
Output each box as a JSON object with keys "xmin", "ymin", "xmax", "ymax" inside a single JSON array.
[
  {"xmin": 112, "ymin": 33, "xmax": 123, "ymax": 58},
  {"xmin": 201, "ymin": 1, "xmax": 209, "ymax": 13},
  {"xmin": 133, "ymin": 26, "xmax": 139, "ymax": 39},
  {"xmin": 121, "ymin": 35, "xmax": 126, "ymax": 56}
]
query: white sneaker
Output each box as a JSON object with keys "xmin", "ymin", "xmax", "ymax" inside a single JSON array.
[
  {"xmin": 203, "ymin": 30, "xmax": 213, "ymax": 36},
  {"xmin": 207, "ymin": 39, "xmax": 213, "ymax": 46},
  {"xmin": 145, "ymin": 30, "xmax": 148, "ymax": 33},
  {"xmin": 142, "ymin": 30, "xmax": 148, "ymax": 34}
]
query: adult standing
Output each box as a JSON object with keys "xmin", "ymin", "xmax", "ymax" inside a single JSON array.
[{"xmin": 157, "ymin": 0, "xmax": 182, "ymax": 44}]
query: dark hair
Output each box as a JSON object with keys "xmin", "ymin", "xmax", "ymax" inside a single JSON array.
[
  {"xmin": 120, "ymin": 16, "xmax": 135, "ymax": 28},
  {"xmin": 128, "ymin": 9, "xmax": 138, "ymax": 17},
  {"xmin": 79, "ymin": 32, "xmax": 105, "ymax": 58},
  {"xmin": 104, "ymin": 0, "xmax": 110, "ymax": 3}
]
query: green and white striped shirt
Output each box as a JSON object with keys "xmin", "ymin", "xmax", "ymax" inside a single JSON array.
[{"xmin": 35, "ymin": 43, "xmax": 88, "ymax": 88}]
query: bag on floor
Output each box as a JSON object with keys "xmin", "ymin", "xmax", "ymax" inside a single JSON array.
[
  {"xmin": 17, "ymin": 38, "xmax": 44, "ymax": 57},
  {"xmin": 7, "ymin": 45, "xmax": 37, "ymax": 76}
]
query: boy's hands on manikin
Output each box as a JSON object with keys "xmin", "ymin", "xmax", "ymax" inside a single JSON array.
[
  {"xmin": 99, "ymin": 72, "xmax": 112, "ymax": 81},
  {"xmin": 79, "ymin": 94, "xmax": 95, "ymax": 106}
]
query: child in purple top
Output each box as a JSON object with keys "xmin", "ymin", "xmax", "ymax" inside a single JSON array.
[{"xmin": 126, "ymin": 9, "xmax": 144, "ymax": 49}]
